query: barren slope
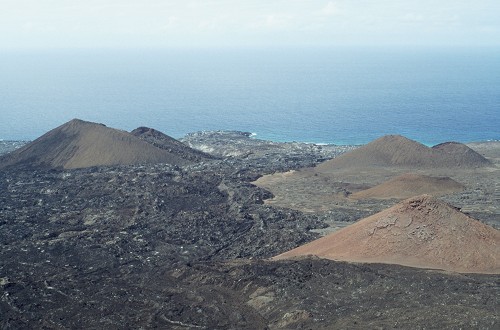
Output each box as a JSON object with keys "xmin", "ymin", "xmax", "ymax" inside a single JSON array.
[
  {"xmin": 316, "ymin": 135, "xmax": 490, "ymax": 171},
  {"xmin": 0, "ymin": 119, "xmax": 193, "ymax": 169},
  {"xmin": 350, "ymin": 173, "xmax": 465, "ymax": 200},
  {"xmin": 131, "ymin": 126, "xmax": 213, "ymax": 162},
  {"xmin": 275, "ymin": 195, "xmax": 500, "ymax": 274}
]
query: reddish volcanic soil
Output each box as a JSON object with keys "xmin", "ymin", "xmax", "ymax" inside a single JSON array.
[
  {"xmin": 274, "ymin": 195, "xmax": 500, "ymax": 274},
  {"xmin": 350, "ymin": 173, "xmax": 465, "ymax": 200}
]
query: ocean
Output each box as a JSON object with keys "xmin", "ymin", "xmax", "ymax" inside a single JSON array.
[{"xmin": 1, "ymin": 47, "xmax": 499, "ymax": 145}]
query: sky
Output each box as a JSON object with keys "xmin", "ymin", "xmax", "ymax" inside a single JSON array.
[{"xmin": 1, "ymin": 0, "xmax": 499, "ymax": 49}]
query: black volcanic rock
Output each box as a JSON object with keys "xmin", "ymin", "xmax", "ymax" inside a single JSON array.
[
  {"xmin": 181, "ymin": 130, "xmax": 355, "ymax": 171},
  {"xmin": 0, "ymin": 163, "xmax": 323, "ymax": 262},
  {"xmin": 0, "ymin": 127, "xmax": 498, "ymax": 329},
  {"xmin": 1, "ymin": 251, "xmax": 498, "ymax": 329},
  {"xmin": 0, "ymin": 162, "xmax": 329, "ymax": 327}
]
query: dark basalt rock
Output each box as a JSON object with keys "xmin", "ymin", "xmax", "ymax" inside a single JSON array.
[
  {"xmin": 0, "ymin": 161, "xmax": 326, "ymax": 328},
  {"xmin": 181, "ymin": 130, "xmax": 356, "ymax": 165},
  {"xmin": 0, "ymin": 164, "xmax": 322, "ymax": 261},
  {"xmin": 0, "ymin": 131, "xmax": 498, "ymax": 329}
]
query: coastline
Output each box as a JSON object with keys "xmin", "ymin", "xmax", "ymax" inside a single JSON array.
[{"xmin": 1, "ymin": 130, "xmax": 499, "ymax": 158}]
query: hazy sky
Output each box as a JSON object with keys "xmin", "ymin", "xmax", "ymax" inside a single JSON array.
[{"xmin": 1, "ymin": 0, "xmax": 499, "ymax": 49}]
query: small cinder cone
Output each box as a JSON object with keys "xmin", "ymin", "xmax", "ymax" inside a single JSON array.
[
  {"xmin": 0, "ymin": 119, "xmax": 195, "ymax": 169},
  {"xmin": 275, "ymin": 195, "xmax": 500, "ymax": 274},
  {"xmin": 316, "ymin": 135, "xmax": 490, "ymax": 171},
  {"xmin": 350, "ymin": 173, "xmax": 464, "ymax": 200}
]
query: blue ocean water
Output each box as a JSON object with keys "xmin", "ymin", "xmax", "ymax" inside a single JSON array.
[{"xmin": 0, "ymin": 47, "xmax": 499, "ymax": 145}]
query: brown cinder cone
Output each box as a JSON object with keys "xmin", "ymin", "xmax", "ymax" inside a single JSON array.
[{"xmin": 275, "ymin": 194, "xmax": 500, "ymax": 274}]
